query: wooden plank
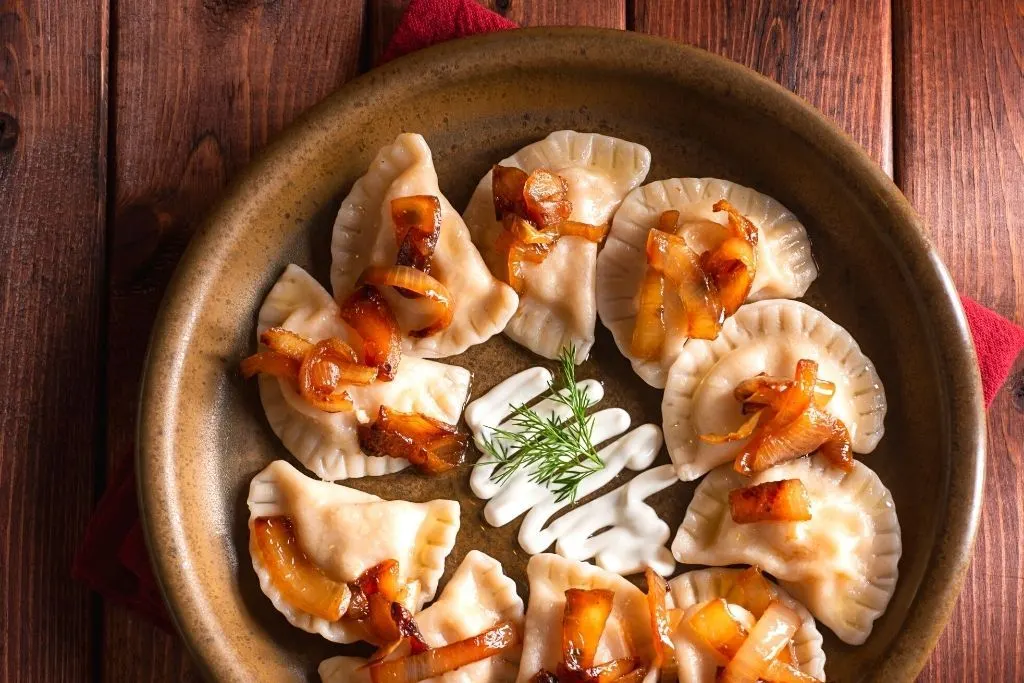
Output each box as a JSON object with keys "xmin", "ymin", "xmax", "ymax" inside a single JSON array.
[
  {"xmin": 633, "ymin": 0, "xmax": 892, "ymax": 172},
  {"xmin": 0, "ymin": 0, "xmax": 107, "ymax": 681},
  {"xmin": 894, "ymin": 0, "xmax": 1024, "ymax": 680},
  {"xmin": 368, "ymin": 0, "xmax": 626, "ymax": 64},
  {"xmin": 103, "ymin": 0, "xmax": 366, "ymax": 679}
]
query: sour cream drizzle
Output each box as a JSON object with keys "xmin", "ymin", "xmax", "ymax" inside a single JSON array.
[{"xmin": 466, "ymin": 367, "xmax": 679, "ymax": 576}]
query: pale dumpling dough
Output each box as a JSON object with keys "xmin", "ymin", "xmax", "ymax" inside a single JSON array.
[
  {"xmin": 247, "ymin": 460, "xmax": 460, "ymax": 643},
  {"xmin": 516, "ymin": 554, "xmax": 657, "ymax": 683},
  {"xmin": 319, "ymin": 550, "xmax": 524, "ymax": 683},
  {"xmin": 672, "ymin": 455, "xmax": 902, "ymax": 645},
  {"xmin": 662, "ymin": 299, "xmax": 886, "ymax": 481},
  {"xmin": 463, "ymin": 131, "xmax": 651, "ymax": 363},
  {"xmin": 257, "ymin": 264, "xmax": 471, "ymax": 481},
  {"xmin": 669, "ymin": 568, "xmax": 826, "ymax": 683},
  {"xmin": 331, "ymin": 133, "xmax": 519, "ymax": 358},
  {"xmin": 597, "ymin": 178, "xmax": 818, "ymax": 387}
]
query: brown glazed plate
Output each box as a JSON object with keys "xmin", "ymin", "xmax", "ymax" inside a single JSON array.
[{"xmin": 137, "ymin": 28, "xmax": 986, "ymax": 683}]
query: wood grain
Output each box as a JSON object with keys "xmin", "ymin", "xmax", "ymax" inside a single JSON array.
[
  {"xmin": 894, "ymin": 0, "xmax": 1024, "ymax": 680},
  {"xmin": 632, "ymin": 0, "xmax": 893, "ymax": 173},
  {"xmin": 103, "ymin": 0, "xmax": 366, "ymax": 680},
  {"xmin": 367, "ymin": 0, "xmax": 626, "ymax": 64},
  {"xmin": 0, "ymin": 0, "xmax": 106, "ymax": 681}
]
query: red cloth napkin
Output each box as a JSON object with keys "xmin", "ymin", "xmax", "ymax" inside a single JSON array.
[{"xmin": 73, "ymin": 0, "xmax": 1024, "ymax": 631}]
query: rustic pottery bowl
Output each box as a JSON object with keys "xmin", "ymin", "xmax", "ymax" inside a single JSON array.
[{"xmin": 138, "ymin": 28, "xmax": 985, "ymax": 683}]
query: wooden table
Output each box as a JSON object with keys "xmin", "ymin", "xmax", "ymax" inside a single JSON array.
[{"xmin": 1, "ymin": 0, "xmax": 1020, "ymax": 680}]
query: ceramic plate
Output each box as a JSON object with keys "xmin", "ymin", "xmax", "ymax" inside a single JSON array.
[{"xmin": 137, "ymin": 28, "xmax": 985, "ymax": 682}]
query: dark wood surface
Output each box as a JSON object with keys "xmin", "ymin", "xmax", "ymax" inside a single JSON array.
[{"xmin": 1, "ymin": 0, "xmax": 1020, "ymax": 680}]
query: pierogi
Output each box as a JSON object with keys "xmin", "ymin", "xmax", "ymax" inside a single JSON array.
[
  {"xmin": 672, "ymin": 455, "xmax": 902, "ymax": 645},
  {"xmin": 597, "ymin": 177, "xmax": 818, "ymax": 387},
  {"xmin": 331, "ymin": 132, "xmax": 519, "ymax": 358},
  {"xmin": 662, "ymin": 299, "xmax": 886, "ymax": 481},
  {"xmin": 257, "ymin": 264, "xmax": 471, "ymax": 480},
  {"xmin": 463, "ymin": 130, "xmax": 651, "ymax": 362},
  {"xmin": 247, "ymin": 460, "xmax": 460, "ymax": 643}
]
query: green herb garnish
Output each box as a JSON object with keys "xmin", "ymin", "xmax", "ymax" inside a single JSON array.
[{"xmin": 478, "ymin": 345, "xmax": 604, "ymax": 503}]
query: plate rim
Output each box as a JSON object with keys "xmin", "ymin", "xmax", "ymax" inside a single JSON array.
[{"xmin": 136, "ymin": 26, "xmax": 986, "ymax": 682}]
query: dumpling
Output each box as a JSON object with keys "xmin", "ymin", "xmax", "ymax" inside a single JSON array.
[
  {"xmin": 669, "ymin": 568, "xmax": 826, "ymax": 682},
  {"xmin": 330, "ymin": 133, "xmax": 519, "ymax": 358},
  {"xmin": 257, "ymin": 264, "xmax": 471, "ymax": 480},
  {"xmin": 597, "ymin": 178, "xmax": 818, "ymax": 387},
  {"xmin": 671, "ymin": 455, "xmax": 902, "ymax": 645},
  {"xmin": 463, "ymin": 131, "xmax": 651, "ymax": 362},
  {"xmin": 662, "ymin": 299, "xmax": 886, "ymax": 481},
  {"xmin": 516, "ymin": 554, "xmax": 656, "ymax": 682},
  {"xmin": 247, "ymin": 460, "xmax": 460, "ymax": 642},
  {"xmin": 319, "ymin": 550, "xmax": 524, "ymax": 683}
]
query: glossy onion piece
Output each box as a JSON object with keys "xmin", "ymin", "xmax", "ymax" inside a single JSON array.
[
  {"xmin": 645, "ymin": 568, "xmax": 678, "ymax": 680},
  {"xmin": 630, "ymin": 267, "xmax": 667, "ymax": 360},
  {"xmin": 529, "ymin": 672, "xmax": 560, "ymax": 683},
  {"xmin": 646, "ymin": 227, "xmax": 724, "ymax": 340},
  {"xmin": 762, "ymin": 658, "xmax": 823, "ymax": 683},
  {"xmin": 495, "ymin": 214, "xmax": 557, "ymax": 293},
  {"xmin": 260, "ymin": 327, "xmax": 314, "ymax": 361},
  {"xmin": 557, "ymin": 220, "xmax": 610, "ymax": 243},
  {"xmin": 609, "ymin": 667, "xmax": 650, "ymax": 683},
  {"xmin": 558, "ymin": 657, "xmax": 642, "ymax": 683},
  {"xmin": 392, "ymin": 195, "xmax": 442, "ymax": 273},
  {"xmin": 392, "ymin": 602, "xmax": 430, "ymax": 655},
  {"xmin": 252, "ymin": 516, "xmax": 351, "ymax": 622},
  {"xmin": 240, "ymin": 350, "xmax": 300, "ymax": 383},
  {"xmin": 723, "ymin": 567, "xmax": 780, "ymax": 620},
  {"xmin": 339, "ymin": 284, "xmax": 402, "ymax": 381},
  {"xmin": 523, "ymin": 169, "xmax": 573, "ymax": 228},
  {"xmin": 360, "ymin": 265, "xmax": 454, "ymax": 338},
  {"xmin": 699, "ymin": 409, "xmax": 763, "ymax": 445},
  {"xmin": 719, "ymin": 602, "xmax": 801, "ymax": 683},
  {"xmin": 299, "ymin": 338, "xmax": 373, "ymax": 413},
  {"xmin": 358, "ymin": 406, "xmax": 467, "ymax": 474},
  {"xmin": 702, "ymin": 200, "xmax": 759, "ymax": 316},
  {"xmin": 562, "ymin": 588, "xmax": 615, "ymax": 670},
  {"xmin": 354, "ymin": 559, "xmax": 402, "ymax": 599},
  {"xmin": 686, "ymin": 598, "xmax": 749, "ymax": 663},
  {"xmin": 735, "ymin": 406, "xmax": 836, "ymax": 475},
  {"xmin": 492, "ymin": 164, "xmax": 529, "ymax": 220},
  {"xmin": 728, "ymin": 479, "xmax": 813, "ymax": 524},
  {"xmin": 734, "ymin": 374, "xmax": 836, "ymax": 411},
  {"xmin": 818, "ymin": 416, "xmax": 854, "ymax": 471},
  {"xmin": 368, "ymin": 620, "xmax": 520, "ymax": 683}
]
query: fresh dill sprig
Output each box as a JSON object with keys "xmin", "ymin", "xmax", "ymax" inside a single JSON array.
[{"xmin": 478, "ymin": 345, "xmax": 604, "ymax": 503}]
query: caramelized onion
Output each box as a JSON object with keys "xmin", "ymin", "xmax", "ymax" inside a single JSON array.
[
  {"xmin": 240, "ymin": 351, "xmax": 300, "ymax": 382},
  {"xmin": 646, "ymin": 228, "xmax": 724, "ymax": 340},
  {"xmin": 733, "ymin": 374, "xmax": 836, "ymax": 410},
  {"xmin": 358, "ymin": 406, "xmax": 467, "ymax": 474},
  {"xmin": 630, "ymin": 267, "xmax": 667, "ymax": 360},
  {"xmin": 530, "ymin": 672, "xmax": 560, "ymax": 683},
  {"xmin": 686, "ymin": 598, "xmax": 749, "ymax": 663},
  {"xmin": 492, "ymin": 164, "xmax": 529, "ymax": 220},
  {"xmin": 252, "ymin": 516, "xmax": 350, "ymax": 621},
  {"xmin": 719, "ymin": 602, "xmax": 800, "ymax": 683},
  {"xmin": 260, "ymin": 327, "xmax": 314, "ymax": 361},
  {"xmin": 360, "ymin": 265, "xmax": 454, "ymax": 337},
  {"xmin": 645, "ymin": 568, "xmax": 677, "ymax": 678},
  {"xmin": 557, "ymin": 657, "xmax": 642, "ymax": 682},
  {"xmin": 723, "ymin": 567, "xmax": 780, "ymax": 620},
  {"xmin": 391, "ymin": 602, "xmax": 430, "ymax": 654},
  {"xmin": 523, "ymin": 169, "xmax": 573, "ymax": 228},
  {"xmin": 391, "ymin": 195, "xmax": 442, "ymax": 273},
  {"xmin": 557, "ymin": 220, "xmax": 609, "ymax": 243},
  {"xmin": 297, "ymin": 339, "xmax": 372, "ymax": 413},
  {"xmin": 368, "ymin": 620, "xmax": 519, "ymax": 683},
  {"xmin": 339, "ymin": 284, "xmax": 402, "ymax": 381},
  {"xmin": 562, "ymin": 588, "xmax": 615, "ymax": 670},
  {"xmin": 735, "ymin": 406, "xmax": 836, "ymax": 475},
  {"xmin": 354, "ymin": 559, "xmax": 402, "ymax": 599},
  {"xmin": 729, "ymin": 479, "xmax": 812, "ymax": 523},
  {"xmin": 699, "ymin": 409, "xmax": 763, "ymax": 445},
  {"xmin": 703, "ymin": 200, "xmax": 759, "ymax": 316},
  {"xmin": 495, "ymin": 214, "xmax": 556, "ymax": 293}
]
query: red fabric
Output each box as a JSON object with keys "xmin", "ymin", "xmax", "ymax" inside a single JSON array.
[
  {"xmin": 72, "ymin": 461, "xmax": 172, "ymax": 629},
  {"xmin": 961, "ymin": 295, "xmax": 1024, "ymax": 406},
  {"xmin": 378, "ymin": 0, "xmax": 516, "ymax": 64},
  {"xmin": 75, "ymin": 0, "xmax": 1024, "ymax": 629}
]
